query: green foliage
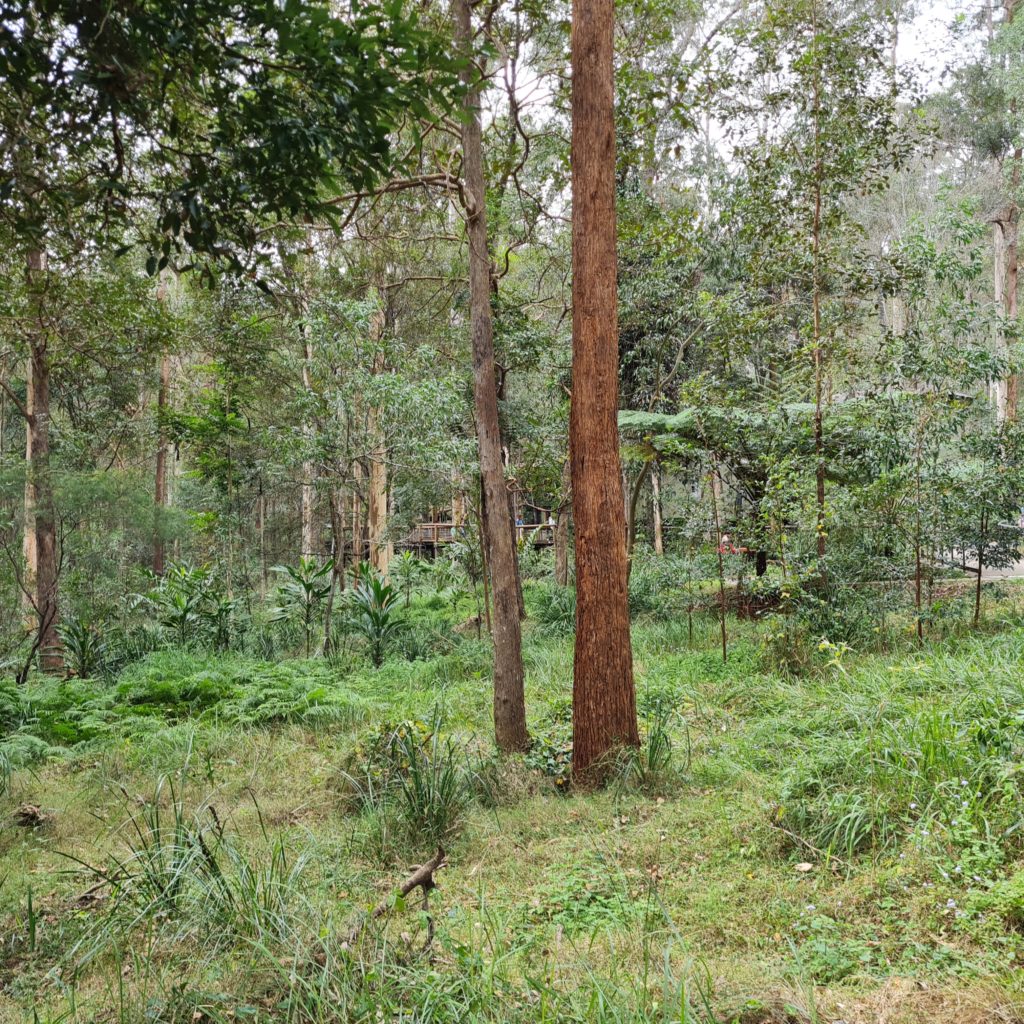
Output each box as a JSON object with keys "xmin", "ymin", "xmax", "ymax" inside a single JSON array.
[
  {"xmin": 615, "ymin": 698, "xmax": 685, "ymax": 793},
  {"xmin": 393, "ymin": 550, "xmax": 425, "ymax": 609},
  {"xmin": 342, "ymin": 716, "xmax": 471, "ymax": 849},
  {"xmin": 526, "ymin": 853, "xmax": 640, "ymax": 935},
  {"xmin": 531, "ymin": 583, "xmax": 576, "ymax": 635},
  {"xmin": 348, "ymin": 565, "xmax": 403, "ymax": 668},
  {"xmin": 65, "ymin": 763, "xmax": 310, "ymax": 969},
  {"xmin": 270, "ymin": 557, "xmax": 333, "ymax": 658},
  {"xmin": 56, "ymin": 617, "xmax": 108, "ymax": 680},
  {"xmin": 2, "ymin": 0, "xmax": 461, "ymax": 264},
  {"xmin": 135, "ymin": 563, "xmax": 235, "ymax": 650}
]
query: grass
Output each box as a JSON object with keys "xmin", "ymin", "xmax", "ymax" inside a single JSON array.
[{"xmin": 3, "ymin": 580, "xmax": 1024, "ymax": 1021}]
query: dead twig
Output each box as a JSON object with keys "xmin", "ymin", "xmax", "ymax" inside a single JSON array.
[{"xmin": 344, "ymin": 846, "xmax": 446, "ymax": 947}]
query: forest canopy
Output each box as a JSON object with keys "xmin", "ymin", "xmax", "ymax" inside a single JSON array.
[{"xmin": 3, "ymin": 1, "xmax": 1024, "ymax": 1021}]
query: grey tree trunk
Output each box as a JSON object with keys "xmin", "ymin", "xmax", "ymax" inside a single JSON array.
[{"xmin": 454, "ymin": 0, "xmax": 528, "ymax": 753}]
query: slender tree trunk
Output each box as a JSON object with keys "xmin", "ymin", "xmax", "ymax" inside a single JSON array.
[
  {"xmin": 455, "ymin": 0, "xmax": 527, "ymax": 753},
  {"xmin": 554, "ymin": 457, "xmax": 571, "ymax": 586},
  {"xmin": 1006, "ymin": 165, "xmax": 1020, "ymax": 419},
  {"xmin": 323, "ymin": 489, "xmax": 346, "ymax": 655},
  {"xmin": 711, "ymin": 465, "xmax": 728, "ymax": 665},
  {"xmin": 651, "ymin": 465, "xmax": 664, "ymax": 556},
  {"xmin": 258, "ymin": 484, "xmax": 268, "ymax": 598},
  {"xmin": 811, "ymin": 0, "xmax": 827, "ymax": 562},
  {"xmin": 993, "ymin": 223, "xmax": 1008, "ymax": 417},
  {"xmin": 153, "ymin": 350, "xmax": 171, "ymax": 574},
  {"xmin": 1000, "ymin": 0, "xmax": 1020, "ymax": 419},
  {"xmin": 351, "ymin": 461, "xmax": 363, "ymax": 579},
  {"xmin": 25, "ymin": 249, "xmax": 61, "ymax": 672},
  {"xmin": 625, "ymin": 462, "xmax": 647, "ymax": 575},
  {"xmin": 569, "ymin": 0, "xmax": 639, "ymax": 784},
  {"xmin": 300, "ymin": 329, "xmax": 319, "ymax": 559},
  {"xmin": 21, "ymin": 374, "xmax": 36, "ymax": 622},
  {"xmin": 477, "ymin": 497, "xmax": 493, "ymax": 635},
  {"xmin": 367, "ymin": 432, "xmax": 391, "ymax": 577},
  {"xmin": 367, "ymin": 314, "xmax": 393, "ymax": 578},
  {"xmin": 975, "ymin": 511, "xmax": 986, "ymax": 626}
]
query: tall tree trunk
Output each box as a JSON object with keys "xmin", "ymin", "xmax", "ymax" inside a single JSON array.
[
  {"xmin": 1006, "ymin": 158, "xmax": 1020, "ymax": 419},
  {"xmin": 554, "ymin": 457, "xmax": 571, "ymax": 586},
  {"xmin": 351, "ymin": 460, "xmax": 363, "ymax": 579},
  {"xmin": 258, "ymin": 483, "xmax": 268, "ymax": 597},
  {"xmin": 811, "ymin": 0, "xmax": 827, "ymax": 562},
  {"xmin": 300, "ymin": 329, "xmax": 319, "ymax": 558},
  {"xmin": 25, "ymin": 249, "xmax": 61, "ymax": 672},
  {"xmin": 455, "ymin": 0, "xmax": 528, "ymax": 754},
  {"xmin": 569, "ymin": 0, "xmax": 639, "ymax": 784},
  {"xmin": 323, "ymin": 487, "xmax": 347, "ymax": 654},
  {"xmin": 21, "ymin": 379, "xmax": 36, "ymax": 621},
  {"xmin": 1001, "ymin": 0, "xmax": 1020, "ymax": 419},
  {"xmin": 153, "ymin": 350, "xmax": 171, "ymax": 574},
  {"xmin": 367, "ymin": 444, "xmax": 391, "ymax": 577},
  {"xmin": 651, "ymin": 464, "xmax": 664, "ymax": 556},
  {"xmin": 367, "ymin": 318, "xmax": 393, "ymax": 578},
  {"xmin": 994, "ymin": 223, "xmax": 1009, "ymax": 418}
]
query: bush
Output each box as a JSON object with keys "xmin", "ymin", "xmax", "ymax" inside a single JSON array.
[
  {"xmin": 532, "ymin": 584, "xmax": 576, "ymax": 635},
  {"xmin": 341, "ymin": 716, "xmax": 472, "ymax": 848},
  {"xmin": 348, "ymin": 566, "xmax": 403, "ymax": 667}
]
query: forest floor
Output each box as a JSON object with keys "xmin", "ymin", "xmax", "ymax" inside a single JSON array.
[{"xmin": 3, "ymin": 583, "xmax": 1024, "ymax": 1023}]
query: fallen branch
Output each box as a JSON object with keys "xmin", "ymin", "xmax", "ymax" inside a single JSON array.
[{"xmin": 344, "ymin": 846, "xmax": 446, "ymax": 947}]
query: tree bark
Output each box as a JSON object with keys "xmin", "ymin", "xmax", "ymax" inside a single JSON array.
[
  {"xmin": 811, "ymin": 2, "xmax": 827, "ymax": 562},
  {"xmin": 300, "ymin": 329, "xmax": 319, "ymax": 558},
  {"xmin": 351, "ymin": 460, "xmax": 364, "ymax": 579},
  {"xmin": 1006, "ymin": 159, "xmax": 1020, "ymax": 419},
  {"xmin": 999, "ymin": 0, "xmax": 1020, "ymax": 419},
  {"xmin": 24, "ymin": 249, "xmax": 62, "ymax": 672},
  {"xmin": 153, "ymin": 348, "xmax": 171, "ymax": 575},
  {"xmin": 569, "ymin": 0, "xmax": 639, "ymax": 784},
  {"xmin": 993, "ymin": 223, "xmax": 1009, "ymax": 418},
  {"xmin": 455, "ymin": 0, "xmax": 528, "ymax": 754},
  {"xmin": 554, "ymin": 457, "xmax": 571, "ymax": 586},
  {"xmin": 367, "ymin": 448, "xmax": 391, "ymax": 577},
  {"xmin": 651, "ymin": 464, "xmax": 664, "ymax": 556},
  {"xmin": 367, "ymin": 318, "xmax": 393, "ymax": 578}
]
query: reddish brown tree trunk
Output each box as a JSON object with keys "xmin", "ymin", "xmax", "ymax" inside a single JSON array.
[
  {"xmin": 455, "ymin": 0, "xmax": 527, "ymax": 753},
  {"xmin": 569, "ymin": 0, "xmax": 639, "ymax": 784}
]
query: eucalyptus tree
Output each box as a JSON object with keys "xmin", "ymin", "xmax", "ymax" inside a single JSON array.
[
  {"xmin": 717, "ymin": 0, "xmax": 915, "ymax": 570},
  {"xmin": 453, "ymin": 0, "xmax": 528, "ymax": 753},
  {"xmin": 570, "ymin": 0, "xmax": 640, "ymax": 783},
  {"xmin": 0, "ymin": 0, "xmax": 458, "ymax": 670}
]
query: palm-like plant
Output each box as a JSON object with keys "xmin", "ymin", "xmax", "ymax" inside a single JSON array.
[
  {"xmin": 349, "ymin": 565, "xmax": 402, "ymax": 667},
  {"xmin": 57, "ymin": 617, "xmax": 108, "ymax": 678},
  {"xmin": 393, "ymin": 550, "xmax": 423, "ymax": 608},
  {"xmin": 270, "ymin": 558, "xmax": 334, "ymax": 658},
  {"xmin": 136, "ymin": 564, "xmax": 215, "ymax": 646}
]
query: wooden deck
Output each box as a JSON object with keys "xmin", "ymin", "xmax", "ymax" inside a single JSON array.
[{"xmin": 403, "ymin": 522, "xmax": 554, "ymax": 548}]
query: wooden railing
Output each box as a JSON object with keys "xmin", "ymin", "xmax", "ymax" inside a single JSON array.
[{"xmin": 402, "ymin": 522, "xmax": 555, "ymax": 548}]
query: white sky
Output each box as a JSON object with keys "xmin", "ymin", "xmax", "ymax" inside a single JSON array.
[{"xmin": 898, "ymin": 0, "xmax": 986, "ymax": 92}]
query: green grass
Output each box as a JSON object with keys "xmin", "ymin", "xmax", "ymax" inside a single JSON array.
[{"xmin": 3, "ymin": 585, "xmax": 1024, "ymax": 1022}]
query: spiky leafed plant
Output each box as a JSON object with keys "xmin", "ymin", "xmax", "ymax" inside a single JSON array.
[
  {"xmin": 270, "ymin": 558, "xmax": 334, "ymax": 658},
  {"xmin": 349, "ymin": 564, "xmax": 402, "ymax": 667}
]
